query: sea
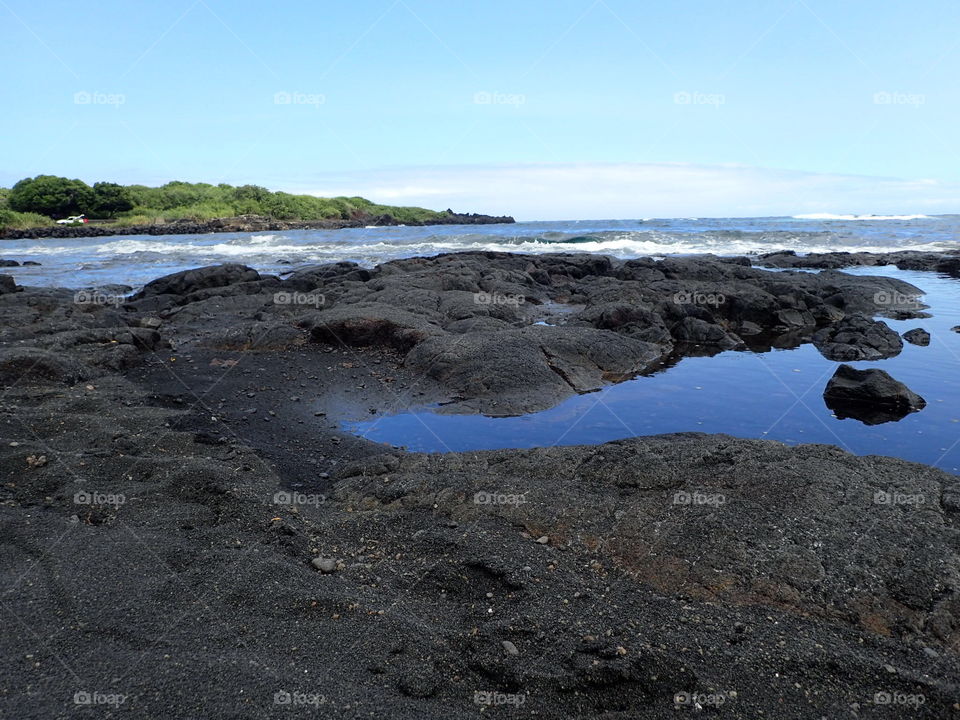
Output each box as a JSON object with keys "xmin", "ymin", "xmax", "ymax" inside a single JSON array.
[{"xmin": 2, "ymin": 214, "xmax": 957, "ymax": 289}]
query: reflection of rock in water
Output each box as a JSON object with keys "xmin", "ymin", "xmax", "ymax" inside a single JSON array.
[
  {"xmin": 827, "ymin": 401, "xmax": 917, "ymax": 426},
  {"xmin": 823, "ymin": 364, "xmax": 926, "ymax": 425}
]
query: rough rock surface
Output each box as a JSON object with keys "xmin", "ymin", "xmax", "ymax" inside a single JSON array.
[
  {"xmin": 812, "ymin": 314, "xmax": 903, "ymax": 361},
  {"xmin": 133, "ymin": 262, "xmax": 262, "ymax": 299},
  {"xmin": 904, "ymin": 327, "xmax": 932, "ymax": 346},
  {"xmin": 0, "ymin": 274, "xmax": 18, "ymax": 294},
  {"xmin": 283, "ymin": 251, "xmax": 925, "ymax": 414},
  {"xmin": 758, "ymin": 248, "xmax": 960, "ymax": 277},
  {"xmin": 824, "ymin": 364, "xmax": 927, "ymax": 425}
]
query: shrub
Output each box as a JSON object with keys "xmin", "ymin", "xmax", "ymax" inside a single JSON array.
[
  {"xmin": 90, "ymin": 182, "xmax": 134, "ymax": 217},
  {"xmin": 3, "ymin": 178, "xmax": 449, "ymax": 226},
  {"xmin": 8, "ymin": 175, "xmax": 94, "ymax": 218},
  {"xmin": 0, "ymin": 209, "xmax": 55, "ymax": 229}
]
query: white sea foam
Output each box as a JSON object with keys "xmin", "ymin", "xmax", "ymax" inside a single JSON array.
[
  {"xmin": 41, "ymin": 233, "xmax": 951, "ymax": 263},
  {"xmin": 7, "ymin": 217, "xmax": 955, "ymax": 288},
  {"xmin": 792, "ymin": 213, "xmax": 930, "ymax": 221}
]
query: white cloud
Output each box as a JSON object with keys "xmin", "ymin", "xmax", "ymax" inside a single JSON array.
[{"xmin": 285, "ymin": 162, "xmax": 960, "ymax": 220}]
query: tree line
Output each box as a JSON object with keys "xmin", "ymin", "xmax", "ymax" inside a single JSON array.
[{"xmin": 0, "ymin": 175, "xmax": 448, "ymax": 229}]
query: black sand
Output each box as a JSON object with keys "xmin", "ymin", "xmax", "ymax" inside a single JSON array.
[{"xmin": 1, "ymin": 250, "xmax": 958, "ymax": 718}]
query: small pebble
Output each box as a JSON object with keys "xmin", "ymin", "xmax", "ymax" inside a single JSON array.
[
  {"xmin": 311, "ymin": 557, "xmax": 337, "ymax": 573},
  {"xmin": 501, "ymin": 640, "xmax": 519, "ymax": 656}
]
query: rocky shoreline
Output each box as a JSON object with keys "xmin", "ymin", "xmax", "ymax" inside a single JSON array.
[
  {"xmin": 0, "ymin": 210, "xmax": 516, "ymax": 240},
  {"xmin": 2, "ymin": 250, "xmax": 959, "ymax": 718}
]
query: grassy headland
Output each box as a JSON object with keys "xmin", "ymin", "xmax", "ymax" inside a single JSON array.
[{"xmin": 0, "ymin": 176, "xmax": 462, "ymax": 230}]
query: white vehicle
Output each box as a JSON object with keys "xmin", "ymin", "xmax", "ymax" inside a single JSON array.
[{"xmin": 56, "ymin": 214, "xmax": 88, "ymax": 225}]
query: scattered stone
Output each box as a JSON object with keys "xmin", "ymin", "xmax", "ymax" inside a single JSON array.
[
  {"xmin": 501, "ymin": 640, "xmax": 519, "ymax": 656},
  {"xmin": 26, "ymin": 454, "xmax": 47, "ymax": 468}
]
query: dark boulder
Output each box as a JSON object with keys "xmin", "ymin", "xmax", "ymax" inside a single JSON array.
[
  {"xmin": 672, "ymin": 316, "xmax": 744, "ymax": 349},
  {"xmin": 0, "ymin": 259, "xmax": 20, "ymax": 267},
  {"xmin": 281, "ymin": 262, "xmax": 371, "ymax": 291},
  {"xmin": 903, "ymin": 328, "xmax": 931, "ymax": 346},
  {"xmin": 774, "ymin": 308, "xmax": 816, "ymax": 331},
  {"xmin": 812, "ymin": 315, "xmax": 903, "ymax": 361},
  {"xmin": 304, "ymin": 302, "xmax": 442, "ymax": 351},
  {"xmin": 935, "ymin": 257, "xmax": 960, "ymax": 277},
  {"xmin": 0, "ymin": 347, "xmax": 90, "ymax": 385},
  {"xmin": 0, "ymin": 275, "xmax": 17, "ymax": 295},
  {"xmin": 133, "ymin": 263, "xmax": 261, "ymax": 298},
  {"xmin": 823, "ymin": 364, "xmax": 925, "ymax": 425}
]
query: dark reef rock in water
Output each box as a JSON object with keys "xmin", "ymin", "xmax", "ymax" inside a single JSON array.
[
  {"xmin": 811, "ymin": 314, "xmax": 903, "ymax": 361},
  {"xmin": 903, "ymin": 327, "xmax": 931, "ymax": 346},
  {"xmin": 133, "ymin": 263, "xmax": 262, "ymax": 299},
  {"xmin": 823, "ymin": 364, "xmax": 926, "ymax": 425},
  {"xmin": 0, "ymin": 274, "xmax": 18, "ymax": 294}
]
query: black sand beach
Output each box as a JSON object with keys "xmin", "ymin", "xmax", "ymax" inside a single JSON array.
[{"xmin": 2, "ymin": 250, "xmax": 959, "ymax": 718}]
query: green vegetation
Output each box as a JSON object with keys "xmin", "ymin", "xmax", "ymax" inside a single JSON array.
[
  {"xmin": 8, "ymin": 175, "xmax": 95, "ymax": 218},
  {"xmin": 91, "ymin": 182, "xmax": 135, "ymax": 217},
  {"xmin": 0, "ymin": 208, "xmax": 54, "ymax": 230},
  {"xmin": 0, "ymin": 175, "xmax": 451, "ymax": 229}
]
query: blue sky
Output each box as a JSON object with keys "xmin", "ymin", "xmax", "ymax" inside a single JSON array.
[{"xmin": 2, "ymin": 0, "xmax": 959, "ymax": 219}]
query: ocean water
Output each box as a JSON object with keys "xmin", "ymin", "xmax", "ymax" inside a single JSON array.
[{"xmin": 1, "ymin": 214, "xmax": 958, "ymax": 289}]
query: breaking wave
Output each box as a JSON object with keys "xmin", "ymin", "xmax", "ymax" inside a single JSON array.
[
  {"xmin": 5, "ymin": 215, "xmax": 957, "ymax": 288},
  {"xmin": 792, "ymin": 213, "xmax": 931, "ymax": 221}
]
